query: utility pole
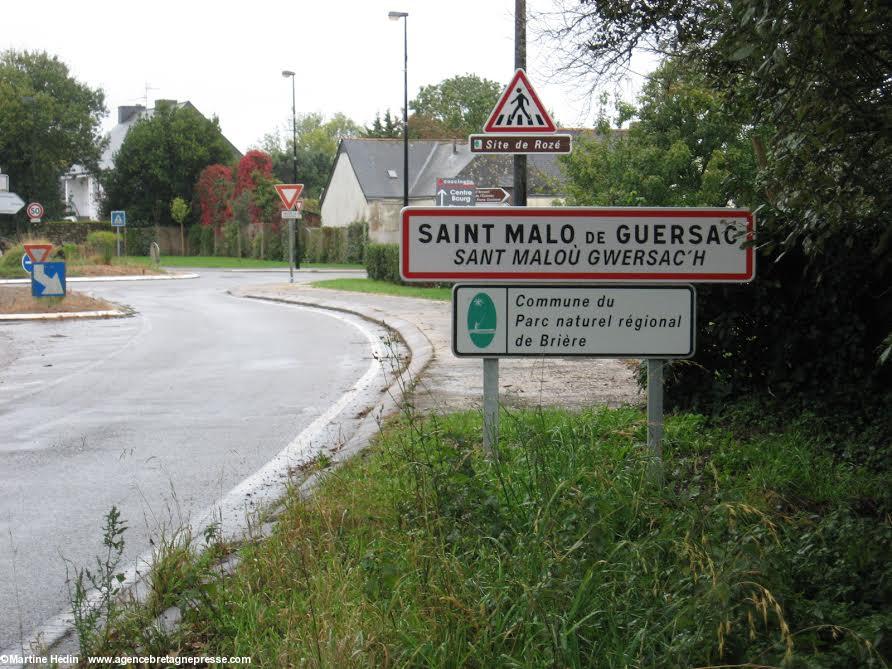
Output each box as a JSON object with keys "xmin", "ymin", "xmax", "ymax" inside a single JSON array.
[{"xmin": 484, "ymin": 0, "xmax": 527, "ymax": 459}]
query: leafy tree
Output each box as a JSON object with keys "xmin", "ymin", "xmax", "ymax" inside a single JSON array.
[
  {"xmin": 563, "ymin": 62, "xmax": 756, "ymax": 208},
  {"xmin": 0, "ymin": 50, "xmax": 106, "ymax": 219},
  {"xmin": 406, "ymin": 113, "xmax": 454, "ymax": 140},
  {"xmin": 102, "ymin": 102, "xmax": 236, "ymax": 224},
  {"xmin": 169, "ymin": 196, "xmax": 190, "ymax": 256},
  {"xmin": 194, "ymin": 164, "xmax": 233, "ymax": 253},
  {"xmin": 235, "ymin": 150, "xmax": 273, "ymax": 196},
  {"xmin": 259, "ymin": 112, "xmax": 361, "ymax": 198},
  {"xmin": 410, "ymin": 74, "xmax": 503, "ymax": 136},
  {"xmin": 545, "ymin": 0, "xmax": 891, "ymax": 409},
  {"xmin": 541, "ymin": 0, "xmax": 890, "ymax": 271},
  {"xmin": 365, "ymin": 109, "xmax": 402, "ymax": 138}
]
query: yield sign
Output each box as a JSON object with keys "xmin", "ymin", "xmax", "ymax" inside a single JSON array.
[
  {"xmin": 275, "ymin": 183, "xmax": 304, "ymax": 210},
  {"xmin": 24, "ymin": 244, "xmax": 53, "ymax": 262},
  {"xmin": 484, "ymin": 69, "xmax": 556, "ymax": 133}
]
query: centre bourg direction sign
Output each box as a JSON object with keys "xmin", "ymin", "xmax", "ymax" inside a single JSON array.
[{"xmin": 400, "ymin": 206, "xmax": 755, "ymax": 283}]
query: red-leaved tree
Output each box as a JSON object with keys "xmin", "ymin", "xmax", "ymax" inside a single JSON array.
[
  {"xmin": 195, "ymin": 164, "xmax": 234, "ymax": 240},
  {"xmin": 235, "ymin": 150, "xmax": 274, "ymax": 227},
  {"xmin": 235, "ymin": 150, "xmax": 273, "ymax": 195}
]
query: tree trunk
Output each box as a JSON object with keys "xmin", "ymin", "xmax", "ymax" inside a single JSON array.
[{"xmin": 180, "ymin": 223, "xmax": 185, "ymax": 256}]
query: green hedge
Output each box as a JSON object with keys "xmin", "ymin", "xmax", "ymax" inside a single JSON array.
[
  {"xmin": 0, "ymin": 220, "xmax": 108, "ymax": 245},
  {"xmin": 365, "ymin": 243, "xmax": 402, "ymax": 283},
  {"xmin": 346, "ymin": 221, "xmax": 368, "ymax": 264},
  {"xmin": 86, "ymin": 231, "xmax": 116, "ymax": 264},
  {"xmin": 0, "ymin": 219, "xmax": 161, "ymax": 257},
  {"xmin": 124, "ymin": 225, "xmax": 156, "ymax": 256}
]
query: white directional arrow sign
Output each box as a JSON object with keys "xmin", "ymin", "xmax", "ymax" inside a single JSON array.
[
  {"xmin": 437, "ymin": 189, "xmax": 447, "ymax": 206},
  {"xmin": 0, "ymin": 192, "xmax": 25, "ymax": 215},
  {"xmin": 32, "ymin": 263, "xmax": 65, "ymax": 296}
]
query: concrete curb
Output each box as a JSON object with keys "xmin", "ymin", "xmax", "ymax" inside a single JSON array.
[
  {"xmin": 0, "ymin": 273, "xmax": 198, "ymax": 285},
  {"xmin": 0, "ymin": 309, "xmax": 130, "ymax": 322}
]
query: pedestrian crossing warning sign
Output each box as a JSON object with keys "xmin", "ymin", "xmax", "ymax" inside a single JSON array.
[{"xmin": 483, "ymin": 69, "xmax": 556, "ymax": 133}]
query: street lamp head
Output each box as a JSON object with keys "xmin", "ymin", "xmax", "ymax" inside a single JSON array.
[
  {"xmin": 281, "ymin": 70, "xmax": 295, "ymax": 78},
  {"xmin": 388, "ymin": 10, "xmax": 408, "ymax": 20}
]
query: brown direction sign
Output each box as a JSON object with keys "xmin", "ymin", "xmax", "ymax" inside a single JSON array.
[
  {"xmin": 476, "ymin": 187, "xmax": 510, "ymax": 205},
  {"xmin": 469, "ymin": 133, "xmax": 572, "ymax": 154}
]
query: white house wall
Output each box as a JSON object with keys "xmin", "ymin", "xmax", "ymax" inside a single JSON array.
[
  {"xmin": 62, "ymin": 174, "xmax": 102, "ymax": 220},
  {"xmin": 321, "ymin": 153, "xmax": 368, "ymax": 229}
]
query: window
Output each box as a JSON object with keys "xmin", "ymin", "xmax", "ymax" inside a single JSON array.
[{"xmin": 387, "ymin": 169, "xmax": 398, "ymax": 179}]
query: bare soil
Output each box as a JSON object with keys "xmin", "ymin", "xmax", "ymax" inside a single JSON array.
[{"xmin": 0, "ymin": 286, "xmax": 117, "ymax": 315}]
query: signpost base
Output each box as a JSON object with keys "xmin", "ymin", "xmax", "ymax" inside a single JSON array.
[
  {"xmin": 288, "ymin": 220, "xmax": 295, "ymax": 283},
  {"xmin": 646, "ymin": 359, "xmax": 664, "ymax": 485},
  {"xmin": 483, "ymin": 358, "xmax": 499, "ymax": 460}
]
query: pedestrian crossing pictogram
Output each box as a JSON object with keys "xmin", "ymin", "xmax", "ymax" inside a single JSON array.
[{"xmin": 484, "ymin": 69, "xmax": 556, "ymax": 133}]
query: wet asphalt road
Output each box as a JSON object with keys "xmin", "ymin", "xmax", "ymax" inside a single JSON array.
[{"xmin": 0, "ymin": 270, "xmax": 377, "ymax": 649}]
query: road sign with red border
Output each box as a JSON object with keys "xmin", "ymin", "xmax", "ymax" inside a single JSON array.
[
  {"xmin": 400, "ymin": 206, "xmax": 755, "ymax": 283},
  {"xmin": 26, "ymin": 202, "xmax": 44, "ymax": 220},
  {"xmin": 275, "ymin": 184, "xmax": 304, "ymax": 210},
  {"xmin": 24, "ymin": 243, "xmax": 53, "ymax": 262},
  {"xmin": 483, "ymin": 69, "xmax": 556, "ymax": 133}
]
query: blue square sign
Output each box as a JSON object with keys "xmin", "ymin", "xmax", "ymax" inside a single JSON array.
[{"xmin": 31, "ymin": 262, "xmax": 66, "ymax": 297}]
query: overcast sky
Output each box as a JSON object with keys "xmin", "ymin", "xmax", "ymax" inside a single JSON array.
[{"xmin": 5, "ymin": 0, "xmax": 658, "ymax": 152}]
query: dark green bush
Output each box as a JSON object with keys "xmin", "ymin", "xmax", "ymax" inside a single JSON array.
[
  {"xmin": 86, "ymin": 231, "xmax": 117, "ymax": 264},
  {"xmin": 199, "ymin": 226, "xmax": 213, "ymax": 256},
  {"xmin": 664, "ymin": 224, "xmax": 892, "ymax": 433},
  {"xmin": 266, "ymin": 226, "xmax": 283, "ymax": 261},
  {"xmin": 123, "ymin": 222, "xmax": 156, "ymax": 256},
  {"xmin": 365, "ymin": 243, "xmax": 401, "ymax": 283},
  {"xmin": 346, "ymin": 220, "xmax": 368, "ymax": 264},
  {"xmin": 187, "ymin": 225, "xmax": 202, "ymax": 256}
]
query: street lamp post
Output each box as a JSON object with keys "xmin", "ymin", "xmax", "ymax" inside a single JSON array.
[
  {"xmin": 388, "ymin": 11, "xmax": 409, "ymax": 207},
  {"xmin": 282, "ymin": 69, "xmax": 299, "ymax": 279}
]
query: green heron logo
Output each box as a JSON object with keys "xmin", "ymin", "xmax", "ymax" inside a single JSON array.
[{"xmin": 467, "ymin": 292, "xmax": 497, "ymax": 348}]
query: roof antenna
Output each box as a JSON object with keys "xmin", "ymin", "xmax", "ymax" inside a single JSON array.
[{"xmin": 144, "ymin": 82, "xmax": 159, "ymax": 108}]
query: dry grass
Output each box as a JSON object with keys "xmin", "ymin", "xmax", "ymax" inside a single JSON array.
[
  {"xmin": 72, "ymin": 262, "xmax": 163, "ymax": 277},
  {"xmin": 0, "ymin": 286, "xmax": 117, "ymax": 315}
]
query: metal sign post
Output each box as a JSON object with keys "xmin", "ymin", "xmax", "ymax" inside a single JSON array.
[
  {"xmin": 111, "ymin": 211, "xmax": 126, "ymax": 257},
  {"xmin": 289, "ymin": 220, "xmax": 295, "ymax": 283},
  {"xmin": 647, "ymin": 359, "xmax": 665, "ymax": 485}
]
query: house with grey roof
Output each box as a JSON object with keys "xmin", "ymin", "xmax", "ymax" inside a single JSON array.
[
  {"xmin": 61, "ymin": 100, "xmax": 241, "ymax": 221},
  {"xmin": 320, "ymin": 137, "xmax": 573, "ymax": 243}
]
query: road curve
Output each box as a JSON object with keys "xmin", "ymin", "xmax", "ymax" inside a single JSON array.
[{"xmin": 0, "ymin": 271, "xmax": 389, "ymax": 650}]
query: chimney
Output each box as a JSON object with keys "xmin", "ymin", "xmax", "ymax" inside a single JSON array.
[{"xmin": 118, "ymin": 105, "xmax": 145, "ymax": 124}]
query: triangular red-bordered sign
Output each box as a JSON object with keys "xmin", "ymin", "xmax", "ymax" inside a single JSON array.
[
  {"xmin": 275, "ymin": 183, "xmax": 304, "ymax": 210},
  {"xmin": 484, "ymin": 69, "xmax": 556, "ymax": 133},
  {"xmin": 24, "ymin": 244, "xmax": 53, "ymax": 263}
]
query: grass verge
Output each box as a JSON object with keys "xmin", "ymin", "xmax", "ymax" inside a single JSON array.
[
  {"xmin": 311, "ymin": 278, "xmax": 451, "ymax": 301},
  {"xmin": 84, "ymin": 406, "xmax": 890, "ymax": 667}
]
